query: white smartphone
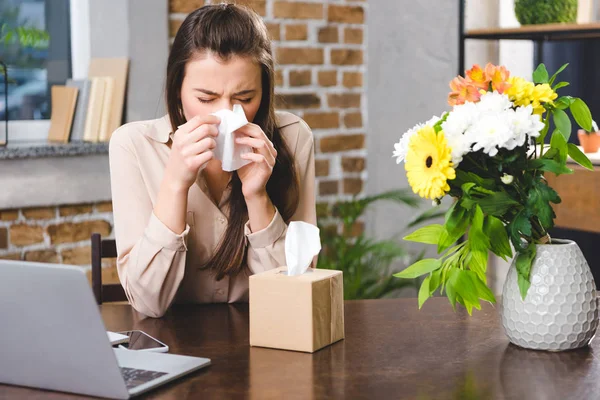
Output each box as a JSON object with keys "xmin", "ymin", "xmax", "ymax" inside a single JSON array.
[{"xmin": 114, "ymin": 330, "xmax": 169, "ymax": 353}]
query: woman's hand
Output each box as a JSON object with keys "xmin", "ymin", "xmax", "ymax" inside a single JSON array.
[
  {"xmin": 235, "ymin": 123, "xmax": 277, "ymax": 200},
  {"xmin": 164, "ymin": 115, "xmax": 220, "ymax": 192}
]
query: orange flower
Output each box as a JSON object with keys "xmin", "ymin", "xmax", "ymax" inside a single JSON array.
[
  {"xmin": 484, "ymin": 63, "xmax": 511, "ymax": 94},
  {"xmin": 465, "ymin": 64, "xmax": 489, "ymax": 90},
  {"xmin": 448, "ymin": 76, "xmax": 481, "ymax": 106}
]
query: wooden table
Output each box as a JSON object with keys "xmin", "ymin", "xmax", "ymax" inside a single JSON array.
[{"xmin": 2, "ymin": 298, "xmax": 600, "ymax": 399}]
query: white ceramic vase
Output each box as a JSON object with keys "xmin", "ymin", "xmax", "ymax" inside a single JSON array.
[{"xmin": 501, "ymin": 239, "xmax": 598, "ymax": 351}]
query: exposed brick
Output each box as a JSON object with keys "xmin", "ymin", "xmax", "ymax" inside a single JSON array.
[
  {"xmin": 331, "ymin": 49, "xmax": 363, "ymax": 65},
  {"xmin": 328, "ymin": 93, "xmax": 361, "ymax": 108},
  {"xmin": 10, "ymin": 225, "xmax": 44, "ymax": 246},
  {"xmin": 266, "ymin": 23, "xmax": 281, "ymax": 41},
  {"xmin": 328, "ymin": 5, "xmax": 364, "ymax": 24},
  {"xmin": 0, "ymin": 210, "xmax": 19, "ymax": 221},
  {"xmin": 344, "ymin": 178, "xmax": 363, "ymax": 195},
  {"xmin": 319, "ymin": 180, "xmax": 339, "ymax": 196},
  {"xmin": 320, "ymin": 134, "xmax": 365, "ymax": 152},
  {"xmin": 275, "ymin": 94, "xmax": 320, "ymax": 109},
  {"xmin": 25, "ymin": 250, "xmax": 59, "ymax": 263},
  {"xmin": 289, "ymin": 70, "xmax": 312, "ymax": 87},
  {"xmin": 277, "ymin": 47, "xmax": 324, "ymax": 65},
  {"xmin": 318, "ymin": 70, "xmax": 337, "ymax": 87},
  {"xmin": 274, "ymin": 2, "xmax": 323, "ymax": 19},
  {"xmin": 169, "ymin": 18, "xmax": 183, "ymax": 38},
  {"xmin": 275, "ymin": 69, "xmax": 284, "ymax": 86},
  {"xmin": 285, "ymin": 24, "xmax": 308, "ymax": 41},
  {"xmin": 61, "ymin": 246, "xmax": 91, "ymax": 266},
  {"xmin": 316, "ymin": 203, "xmax": 330, "ymax": 219},
  {"xmin": 0, "ymin": 228, "xmax": 6, "ymax": 249},
  {"xmin": 48, "ymin": 220, "xmax": 111, "ymax": 245},
  {"xmin": 59, "ymin": 204, "xmax": 93, "ymax": 217},
  {"xmin": 318, "ymin": 26, "xmax": 338, "ymax": 43},
  {"xmin": 169, "ymin": 0, "xmax": 205, "ymax": 13},
  {"xmin": 85, "ymin": 264, "xmax": 121, "ymax": 285},
  {"xmin": 343, "ymin": 221, "xmax": 365, "ymax": 237},
  {"xmin": 0, "ymin": 253, "xmax": 21, "ymax": 260},
  {"xmin": 96, "ymin": 202, "xmax": 113, "ymax": 213},
  {"xmin": 315, "ymin": 159, "xmax": 330, "ymax": 177},
  {"xmin": 343, "ymin": 72, "xmax": 363, "ymax": 88},
  {"xmin": 344, "ymin": 112, "xmax": 363, "ymax": 128},
  {"xmin": 342, "ymin": 157, "xmax": 366, "ymax": 172},
  {"xmin": 22, "ymin": 207, "xmax": 55, "ymax": 220},
  {"xmin": 303, "ymin": 112, "xmax": 339, "ymax": 129},
  {"xmin": 344, "ymin": 28, "xmax": 363, "ymax": 44}
]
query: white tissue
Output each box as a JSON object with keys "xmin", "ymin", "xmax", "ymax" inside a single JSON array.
[
  {"xmin": 285, "ymin": 221, "xmax": 322, "ymax": 276},
  {"xmin": 211, "ymin": 104, "xmax": 253, "ymax": 172}
]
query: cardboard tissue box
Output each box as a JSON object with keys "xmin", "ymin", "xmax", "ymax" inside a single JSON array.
[{"xmin": 249, "ymin": 222, "xmax": 345, "ymax": 353}]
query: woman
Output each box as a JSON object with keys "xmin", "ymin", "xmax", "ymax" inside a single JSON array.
[{"xmin": 109, "ymin": 4, "xmax": 316, "ymax": 318}]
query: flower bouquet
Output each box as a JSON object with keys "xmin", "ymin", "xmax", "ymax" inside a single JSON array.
[{"xmin": 393, "ymin": 63, "xmax": 594, "ymax": 314}]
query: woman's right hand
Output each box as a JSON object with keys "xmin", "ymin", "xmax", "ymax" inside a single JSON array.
[{"xmin": 164, "ymin": 115, "xmax": 221, "ymax": 191}]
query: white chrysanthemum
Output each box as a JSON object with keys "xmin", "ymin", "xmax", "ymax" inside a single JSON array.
[
  {"xmin": 441, "ymin": 103, "xmax": 478, "ymax": 166},
  {"xmin": 506, "ymin": 105, "xmax": 545, "ymax": 149},
  {"xmin": 392, "ymin": 116, "xmax": 440, "ymax": 164},
  {"xmin": 465, "ymin": 112, "xmax": 514, "ymax": 156},
  {"xmin": 477, "ymin": 91, "xmax": 512, "ymax": 113}
]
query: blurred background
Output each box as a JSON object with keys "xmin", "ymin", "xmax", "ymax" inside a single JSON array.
[{"xmin": 1, "ymin": 0, "xmax": 599, "ymax": 300}]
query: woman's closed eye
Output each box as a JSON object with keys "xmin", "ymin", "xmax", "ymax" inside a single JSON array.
[{"xmin": 197, "ymin": 97, "xmax": 215, "ymax": 103}]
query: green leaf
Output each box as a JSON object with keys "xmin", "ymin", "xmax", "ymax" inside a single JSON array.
[
  {"xmin": 554, "ymin": 96, "xmax": 575, "ymax": 110},
  {"xmin": 570, "ymin": 98, "xmax": 593, "ymax": 132},
  {"xmin": 508, "ymin": 211, "xmax": 532, "ymax": 251},
  {"xmin": 549, "ymin": 63, "xmax": 568, "ymax": 85},
  {"xmin": 418, "ymin": 276, "xmax": 431, "ymax": 309},
  {"xmin": 469, "ymin": 248, "xmax": 488, "ymax": 284},
  {"xmin": 550, "ymin": 130, "xmax": 568, "ymax": 164},
  {"xmin": 429, "ymin": 269, "xmax": 442, "ymax": 294},
  {"xmin": 516, "ymin": 244, "xmax": 537, "ymax": 299},
  {"xmin": 445, "ymin": 269, "xmax": 460, "ymax": 310},
  {"xmin": 466, "ymin": 270, "xmax": 496, "ymax": 304},
  {"xmin": 533, "ymin": 63, "xmax": 549, "ymax": 84},
  {"xmin": 567, "ymin": 143, "xmax": 594, "ymax": 171},
  {"xmin": 454, "ymin": 269, "xmax": 482, "ymax": 312},
  {"xmin": 461, "ymin": 182, "xmax": 476, "ymax": 195},
  {"xmin": 553, "ymin": 108, "xmax": 572, "ymax": 140},
  {"xmin": 483, "ymin": 215, "xmax": 513, "ymax": 260},
  {"xmin": 552, "ymin": 82, "xmax": 569, "ymax": 90},
  {"xmin": 528, "ymin": 158, "xmax": 573, "ymax": 175},
  {"xmin": 526, "ymin": 178, "xmax": 561, "ymax": 228},
  {"xmin": 445, "ymin": 201, "xmax": 470, "ymax": 238},
  {"xmin": 437, "ymin": 226, "xmax": 461, "ymax": 253},
  {"xmin": 468, "ymin": 206, "xmax": 490, "ymax": 252},
  {"xmin": 403, "ymin": 224, "xmax": 445, "ymax": 245},
  {"xmin": 476, "ymin": 191, "xmax": 520, "ymax": 216},
  {"xmin": 394, "ymin": 258, "xmax": 442, "ymax": 279}
]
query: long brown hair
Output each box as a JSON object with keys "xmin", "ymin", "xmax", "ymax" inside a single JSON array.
[{"xmin": 166, "ymin": 4, "xmax": 299, "ymax": 280}]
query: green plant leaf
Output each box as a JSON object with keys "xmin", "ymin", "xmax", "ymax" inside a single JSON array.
[
  {"xmin": 552, "ymin": 82, "xmax": 569, "ymax": 90},
  {"xmin": 483, "ymin": 215, "xmax": 513, "ymax": 260},
  {"xmin": 549, "ymin": 63, "xmax": 568, "ymax": 86},
  {"xmin": 476, "ymin": 191, "xmax": 520, "ymax": 216},
  {"xmin": 466, "ymin": 270, "xmax": 496, "ymax": 304},
  {"xmin": 454, "ymin": 269, "xmax": 482, "ymax": 314},
  {"xmin": 429, "ymin": 269, "xmax": 442, "ymax": 294},
  {"xmin": 553, "ymin": 108, "xmax": 572, "ymax": 140},
  {"xmin": 533, "ymin": 63, "xmax": 549, "ymax": 84},
  {"xmin": 554, "ymin": 96, "xmax": 575, "ymax": 110},
  {"xmin": 469, "ymin": 248, "xmax": 488, "ymax": 284},
  {"xmin": 526, "ymin": 178, "xmax": 561, "ymax": 228},
  {"xmin": 528, "ymin": 158, "xmax": 573, "ymax": 175},
  {"xmin": 445, "ymin": 268, "xmax": 460, "ymax": 310},
  {"xmin": 516, "ymin": 244, "xmax": 537, "ymax": 300},
  {"xmin": 508, "ymin": 211, "xmax": 532, "ymax": 251},
  {"xmin": 567, "ymin": 143, "xmax": 594, "ymax": 171},
  {"xmin": 403, "ymin": 224, "xmax": 445, "ymax": 245},
  {"xmin": 394, "ymin": 258, "xmax": 442, "ymax": 279},
  {"xmin": 550, "ymin": 130, "xmax": 568, "ymax": 164},
  {"xmin": 570, "ymin": 98, "xmax": 593, "ymax": 132},
  {"xmin": 418, "ymin": 276, "xmax": 431, "ymax": 309},
  {"xmin": 468, "ymin": 205, "xmax": 490, "ymax": 252}
]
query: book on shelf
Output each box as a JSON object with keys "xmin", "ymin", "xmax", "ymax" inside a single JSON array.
[
  {"xmin": 47, "ymin": 85, "xmax": 79, "ymax": 144},
  {"xmin": 66, "ymin": 79, "xmax": 92, "ymax": 142},
  {"xmin": 83, "ymin": 77, "xmax": 107, "ymax": 143}
]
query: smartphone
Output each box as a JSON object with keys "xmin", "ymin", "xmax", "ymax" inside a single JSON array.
[{"xmin": 114, "ymin": 330, "xmax": 169, "ymax": 353}]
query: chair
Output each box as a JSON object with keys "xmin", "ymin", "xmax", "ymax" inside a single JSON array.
[{"xmin": 91, "ymin": 233, "xmax": 127, "ymax": 304}]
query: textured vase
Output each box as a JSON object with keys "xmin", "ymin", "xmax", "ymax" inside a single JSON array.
[{"xmin": 501, "ymin": 239, "xmax": 598, "ymax": 351}]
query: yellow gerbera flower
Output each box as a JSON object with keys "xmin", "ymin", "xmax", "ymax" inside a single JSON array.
[{"xmin": 405, "ymin": 126, "xmax": 456, "ymax": 200}]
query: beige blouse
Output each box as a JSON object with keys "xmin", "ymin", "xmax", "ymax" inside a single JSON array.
[{"xmin": 109, "ymin": 111, "xmax": 316, "ymax": 317}]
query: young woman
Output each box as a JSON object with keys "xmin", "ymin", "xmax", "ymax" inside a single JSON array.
[{"xmin": 109, "ymin": 4, "xmax": 316, "ymax": 318}]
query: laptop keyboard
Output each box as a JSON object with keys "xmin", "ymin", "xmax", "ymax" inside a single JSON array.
[{"xmin": 120, "ymin": 367, "xmax": 168, "ymax": 390}]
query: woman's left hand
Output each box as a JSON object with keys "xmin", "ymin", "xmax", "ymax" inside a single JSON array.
[{"xmin": 235, "ymin": 123, "xmax": 277, "ymax": 200}]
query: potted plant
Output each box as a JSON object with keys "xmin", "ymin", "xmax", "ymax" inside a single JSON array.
[
  {"xmin": 514, "ymin": 0, "xmax": 578, "ymax": 25},
  {"xmin": 393, "ymin": 62, "xmax": 598, "ymax": 351},
  {"xmin": 577, "ymin": 120, "xmax": 600, "ymax": 153}
]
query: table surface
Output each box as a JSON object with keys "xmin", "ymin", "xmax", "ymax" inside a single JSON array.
[{"xmin": 2, "ymin": 297, "xmax": 600, "ymax": 399}]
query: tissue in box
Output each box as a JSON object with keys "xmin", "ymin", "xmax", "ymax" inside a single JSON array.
[{"xmin": 249, "ymin": 267, "xmax": 344, "ymax": 353}]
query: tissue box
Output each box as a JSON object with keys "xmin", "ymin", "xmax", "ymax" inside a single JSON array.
[{"xmin": 249, "ymin": 267, "xmax": 344, "ymax": 353}]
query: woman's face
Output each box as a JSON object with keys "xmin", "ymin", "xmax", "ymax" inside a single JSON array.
[{"xmin": 180, "ymin": 52, "xmax": 263, "ymax": 122}]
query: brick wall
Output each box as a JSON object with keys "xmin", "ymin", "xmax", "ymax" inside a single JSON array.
[
  {"xmin": 0, "ymin": 0, "xmax": 368, "ymax": 271},
  {"xmin": 169, "ymin": 0, "xmax": 368, "ymax": 222}
]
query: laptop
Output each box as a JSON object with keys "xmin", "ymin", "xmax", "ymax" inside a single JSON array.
[{"xmin": 0, "ymin": 260, "xmax": 211, "ymax": 399}]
